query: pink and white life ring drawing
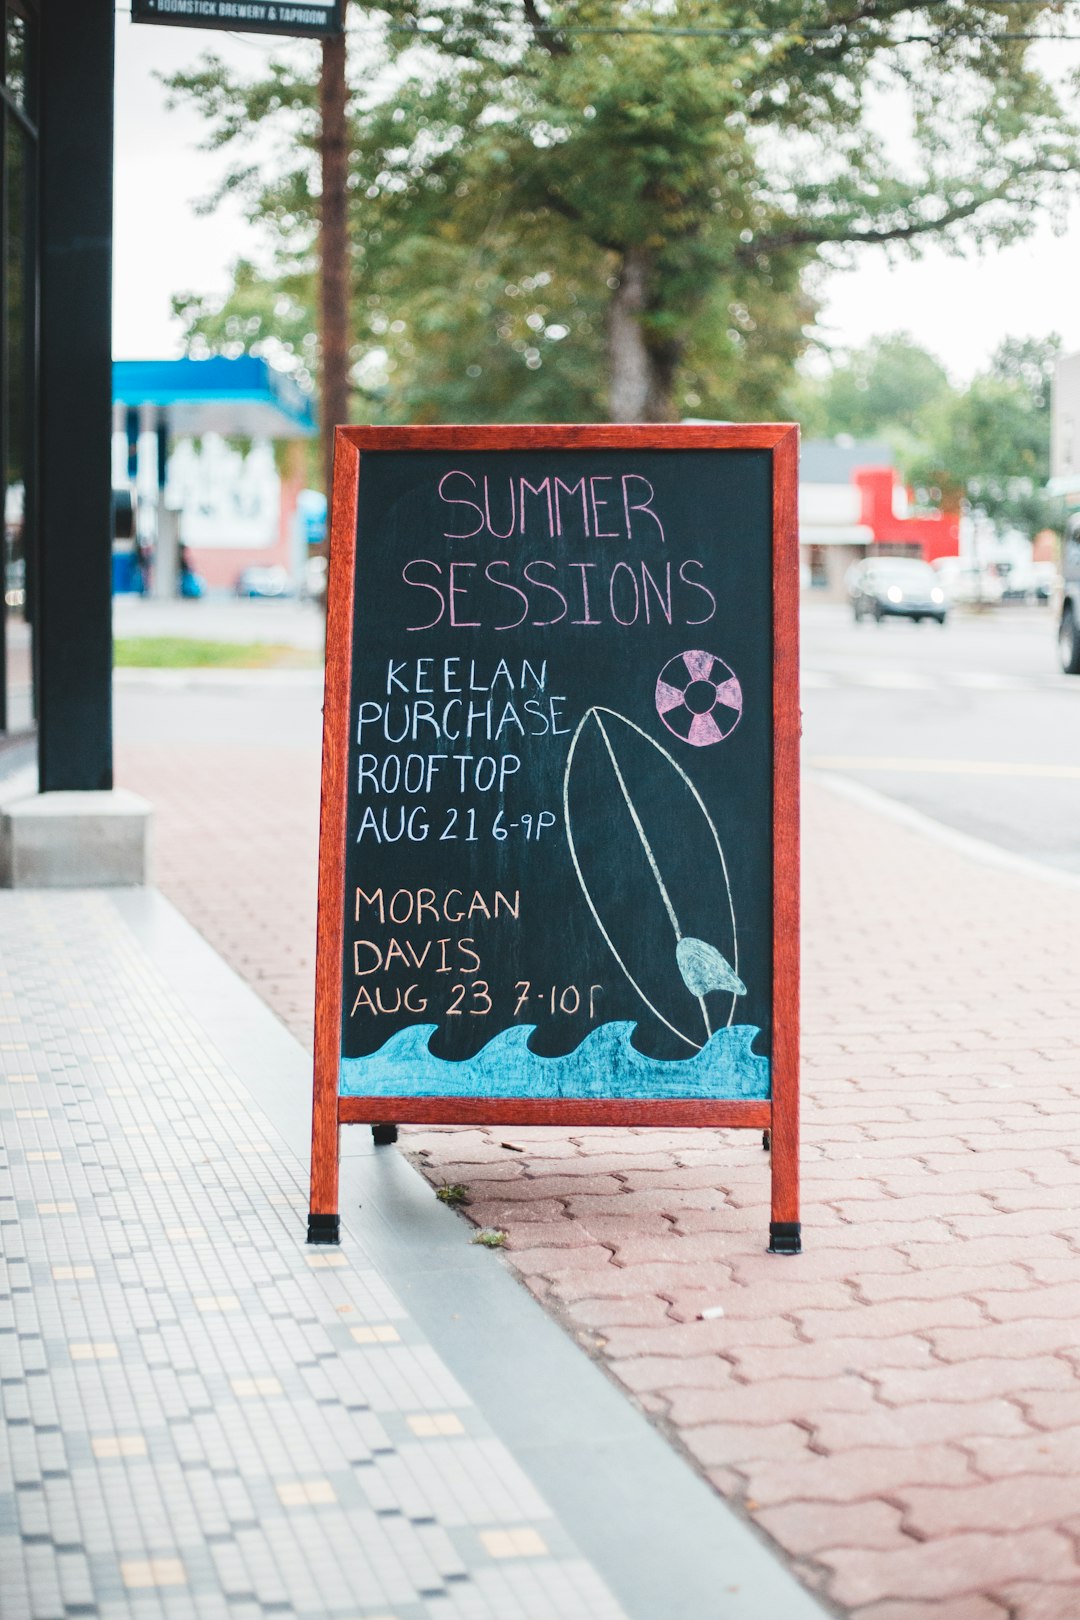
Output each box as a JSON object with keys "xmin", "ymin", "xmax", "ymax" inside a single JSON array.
[{"xmin": 655, "ymin": 650, "xmax": 743, "ymax": 747}]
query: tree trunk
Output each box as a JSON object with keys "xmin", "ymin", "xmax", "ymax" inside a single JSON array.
[
  {"xmin": 607, "ymin": 246, "xmax": 680, "ymax": 423},
  {"xmin": 319, "ymin": 2, "xmax": 351, "ymax": 511}
]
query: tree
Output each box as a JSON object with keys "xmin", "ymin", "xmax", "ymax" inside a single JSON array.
[
  {"xmin": 792, "ymin": 333, "xmax": 953, "ymax": 445},
  {"xmin": 907, "ymin": 335, "xmax": 1063, "ymax": 537},
  {"xmin": 319, "ymin": 0, "xmax": 351, "ymax": 500},
  {"xmin": 167, "ymin": 1, "xmax": 1080, "ymax": 433}
]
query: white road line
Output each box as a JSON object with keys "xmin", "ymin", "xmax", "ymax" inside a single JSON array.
[
  {"xmin": 801, "ymin": 667, "xmax": 1080, "ymax": 695},
  {"xmin": 855, "ymin": 670, "xmax": 938, "ymax": 690},
  {"xmin": 808, "ymin": 755, "xmax": 1080, "ymax": 780},
  {"xmin": 950, "ymin": 672, "xmax": 1032, "ymax": 690}
]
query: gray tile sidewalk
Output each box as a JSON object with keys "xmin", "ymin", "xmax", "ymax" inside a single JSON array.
[
  {"xmin": 0, "ymin": 889, "xmax": 627, "ymax": 1620},
  {"xmin": 0, "ymin": 887, "xmax": 827, "ymax": 1620}
]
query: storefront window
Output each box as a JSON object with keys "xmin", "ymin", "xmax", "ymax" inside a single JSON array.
[
  {"xmin": 807, "ymin": 545, "xmax": 829, "ymax": 590},
  {"xmin": 4, "ymin": 7, "xmax": 26, "ymax": 111},
  {"xmin": 1, "ymin": 1, "xmax": 36, "ymax": 739}
]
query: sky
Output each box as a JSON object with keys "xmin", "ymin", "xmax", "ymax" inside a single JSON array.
[{"xmin": 114, "ymin": 14, "xmax": 1080, "ymax": 384}]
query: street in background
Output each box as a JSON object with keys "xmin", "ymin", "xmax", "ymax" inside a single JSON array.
[{"xmin": 802, "ymin": 600, "xmax": 1080, "ymax": 874}]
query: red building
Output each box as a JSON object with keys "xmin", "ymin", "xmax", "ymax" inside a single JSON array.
[
  {"xmin": 853, "ymin": 465, "xmax": 960, "ymax": 565},
  {"xmin": 800, "ymin": 440, "xmax": 960, "ymax": 597}
]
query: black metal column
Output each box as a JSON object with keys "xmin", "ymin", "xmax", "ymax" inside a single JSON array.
[{"xmin": 37, "ymin": 0, "xmax": 114, "ymax": 791}]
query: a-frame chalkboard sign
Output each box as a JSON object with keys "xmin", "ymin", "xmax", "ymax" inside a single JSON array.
[{"xmin": 309, "ymin": 425, "xmax": 801, "ymax": 1253}]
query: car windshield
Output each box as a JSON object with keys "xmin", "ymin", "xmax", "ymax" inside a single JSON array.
[{"xmin": 872, "ymin": 561, "xmax": 934, "ymax": 585}]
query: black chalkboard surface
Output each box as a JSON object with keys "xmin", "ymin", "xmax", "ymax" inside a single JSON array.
[{"xmin": 309, "ymin": 425, "xmax": 801, "ymax": 1253}]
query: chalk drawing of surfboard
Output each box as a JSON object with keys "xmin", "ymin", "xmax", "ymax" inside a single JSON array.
[{"xmin": 562, "ymin": 706, "xmax": 745, "ymax": 1053}]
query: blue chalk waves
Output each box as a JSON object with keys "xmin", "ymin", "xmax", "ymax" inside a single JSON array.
[{"xmin": 338, "ymin": 1022, "xmax": 769, "ymax": 1100}]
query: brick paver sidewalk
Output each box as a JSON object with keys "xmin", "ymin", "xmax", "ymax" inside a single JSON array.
[
  {"xmin": 119, "ymin": 693, "xmax": 1080, "ymax": 1620},
  {"xmin": 123, "ymin": 737, "xmax": 321, "ymax": 1048}
]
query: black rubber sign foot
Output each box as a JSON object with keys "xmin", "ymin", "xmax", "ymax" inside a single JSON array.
[
  {"xmin": 768, "ymin": 1221, "xmax": 802, "ymax": 1255},
  {"xmin": 307, "ymin": 1213, "xmax": 341, "ymax": 1245},
  {"xmin": 371, "ymin": 1123, "xmax": 399, "ymax": 1145}
]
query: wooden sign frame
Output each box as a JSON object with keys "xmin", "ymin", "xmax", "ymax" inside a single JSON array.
[{"xmin": 308, "ymin": 424, "xmax": 800, "ymax": 1253}]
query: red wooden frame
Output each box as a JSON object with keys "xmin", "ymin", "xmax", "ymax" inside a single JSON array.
[{"xmin": 308, "ymin": 424, "xmax": 800, "ymax": 1251}]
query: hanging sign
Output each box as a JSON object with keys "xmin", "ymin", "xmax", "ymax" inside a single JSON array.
[
  {"xmin": 131, "ymin": 0, "xmax": 344, "ymax": 38},
  {"xmin": 308, "ymin": 425, "xmax": 801, "ymax": 1253}
]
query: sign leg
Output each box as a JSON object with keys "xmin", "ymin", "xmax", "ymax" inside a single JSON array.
[
  {"xmin": 308, "ymin": 1107, "xmax": 341, "ymax": 1245},
  {"xmin": 767, "ymin": 1095, "xmax": 801, "ymax": 1254}
]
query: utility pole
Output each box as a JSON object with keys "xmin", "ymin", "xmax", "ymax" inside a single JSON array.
[{"xmin": 319, "ymin": 0, "xmax": 351, "ymax": 517}]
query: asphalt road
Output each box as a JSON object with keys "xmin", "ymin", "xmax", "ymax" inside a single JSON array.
[
  {"xmin": 114, "ymin": 595, "xmax": 1080, "ymax": 877},
  {"xmin": 802, "ymin": 600, "xmax": 1080, "ymax": 875},
  {"xmin": 113, "ymin": 593, "xmax": 325, "ymax": 649}
]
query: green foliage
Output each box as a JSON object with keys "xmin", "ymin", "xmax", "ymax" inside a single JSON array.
[
  {"xmin": 173, "ymin": 260, "xmax": 319, "ymax": 393},
  {"xmin": 792, "ymin": 333, "xmax": 953, "ymax": 446},
  {"xmin": 908, "ymin": 335, "xmax": 1064, "ymax": 537},
  {"xmin": 165, "ymin": 1, "xmax": 1080, "ymax": 432}
]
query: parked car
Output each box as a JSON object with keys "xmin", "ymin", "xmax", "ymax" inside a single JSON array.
[
  {"xmin": 1060, "ymin": 516, "xmax": 1080, "ymax": 674},
  {"xmin": 847, "ymin": 558, "xmax": 948, "ymax": 625},
  {"xmin": 1033, "ymin": 561, "xmax": 1059, "ymax": 603},
  {"xmin": 234, "ymin": 565, "xmax": 291, "ymax": 599},
  {"xmin": 931, "ymin": 557, "xmax": 1004, "ymax": 607},
  {"xmin": 996, "ymin": 559, "xmax": 1036, "ymax": 602},
  {"xmin": 301, "ymin": 555, "xmax": 328, "ymax": 605}
]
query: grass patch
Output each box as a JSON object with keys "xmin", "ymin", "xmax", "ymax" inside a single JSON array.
[
  {"xmin": 471, "ymin": 1228, "xmax": 507, "ymax": 1248},
  {"xmin": 114, "ymin": 637, "xmax": 321, "ymax": 670},
  {"xmin": 435, "ymin": 1184, "xmax": 470, "ymax": 1207}
]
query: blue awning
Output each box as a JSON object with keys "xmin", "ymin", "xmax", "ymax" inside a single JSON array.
[{"xmin": 113, "ymin": 355, "xmax": 317, "ymax": 439}]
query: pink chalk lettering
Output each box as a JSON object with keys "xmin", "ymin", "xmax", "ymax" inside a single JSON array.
[
  {"xmin": 438, "ymin": 471, "xmax": 484, "ymax": 539},
  {"xmin": 448, "ymin": 561, "xmax": 481, "ymax": 627},
  {"xmin": 609, "ymin": 560, "xmax": 640, "ymax": 625},
  {"xmin": 640, "ymin": 561, "xmax": 673, "ymax": 624},
  {"xmin": 402, "ymin": 558, "xmax": 445, "ymax": 630},
  {"xmin": 482, "ymin": 477, "xmax": 517, "ymax": 540},
  {"xmin": 589, "ymin": 476, "xmax": 620, "ymax": 539},
  {"xmin": 678, "ymin": 559, "xmax": 717, "ymax": 625},
  {"xmin": 484, "ymin": 560, "xmax": 530, "ymax": 630},
  {"xmin": 554, "ymin": 477, "xmax": 590, "ymax": 538},
  {"xmin": 523, "ymin": 560, "xmax": 569, "ymax": 626},
  {"xmin": 621, "ymin": 475, "xmax": 665, "ymax": 543},
  {"xmin": 569, "ymin": 562, "xmax": 601, "ymax": 625},
  {"xmin": 519, "ymin": 477, "xmax": 554, "ymax": 534}
]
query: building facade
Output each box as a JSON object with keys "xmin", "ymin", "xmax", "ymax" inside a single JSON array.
[
  {"xmin": 1051, "ymin": 350, "xmax": 1080, "ymax": 503},
  {"xmin": 800, "ymin": 439, "xmax": 960, "ymax": 599},
  {"xmin": 1, "ymin": 1, "xmax": 37, "ymax": 763},
  {"xmin": 0, "ymin": 0, "xmax": 115, "ymax": 800}
]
